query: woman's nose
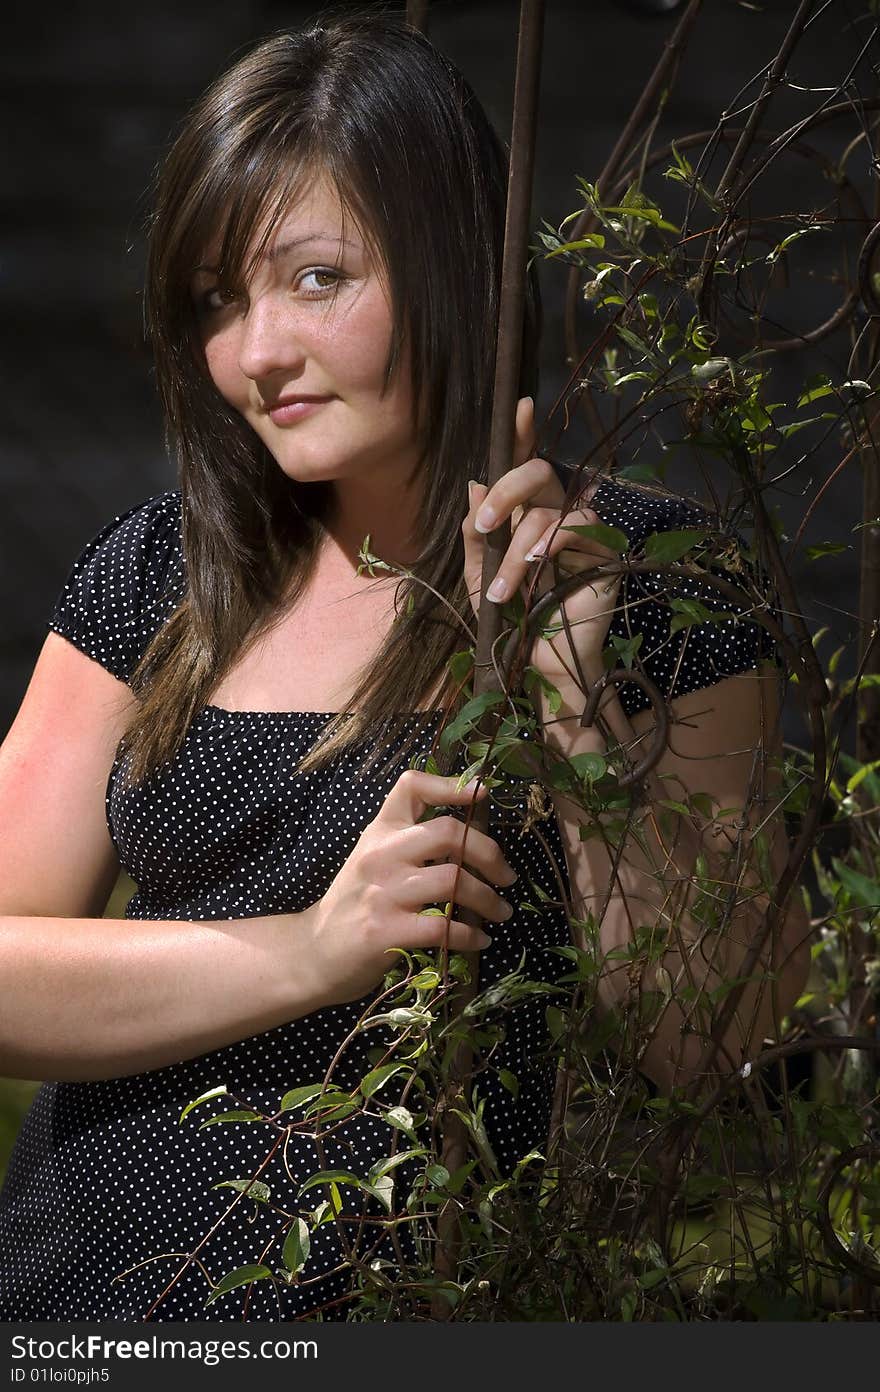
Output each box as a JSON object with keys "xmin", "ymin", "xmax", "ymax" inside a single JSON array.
[{"xmin": 236, "ymin": 294, "xmax": 304, "ymax": 382}]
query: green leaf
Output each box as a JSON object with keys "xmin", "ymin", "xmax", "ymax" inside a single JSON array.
[
  {"xmin": 410, "ymin": 967, "xmax": 441, "ymax": 990},
  {"xmin": 689, "ymin": 791, "xmax": 716, "ymax": 819},
  {"xmin": 279, "ymin": 1083, "xmax": 326, "ymax": 1113},
  {"xmin": 198, "ymin": 1109, "xmax": 261, "ymax": 1129},
  {"xmin": 765, "ymin": 224, "xmax": 823, "ymax": 265},
  {"xmin": 364, "ymin": 1007, "xmax": 433, "ymax": 1031},
  {"xmin": 570, "ymin": 752, "xmax": 607, "ymax": 783},
  {"xmin": 831, "ymin": 857, "xmax": 880, "ymax": 911},
  {"xmin": 606, "ymin": 631, "xmax": 644, "ymax": 670},
  {"xmin": 281, "ymin": 1219, "xmax": 310, "ymax": 1277},
  {"xmin": 604, "ymin": 200, "xmax": 680, "ymax": 232},
  {"xmin": 439, "ymin": 690, "xmax": 506, "ymax": 753},
  {"xmin": 179, "ymin": 1085, "xmax": 228, "ymax": 1126},
  {"xmin": 796, "ymin": 373, "xmax": 834, "ymax": 408},
  {"xmin": 616, "ymin": 462, "xmax": 659, "ymax": 485},
  {"xmin": 523, "ymin": 666, "xmax": 562, "ymax": 714},
  {"xmin": 444, "ymin": 1160, "xmax": 478, "ymax": 1194},
  {"xmin": 360, "ymin": 1063, "xmax": 404, "ymax": 1099},
  {"xmin": 643, "ymin": 529, "xmax": 707, "ymax": 564},
  {"xmin": 212, "ymin": 1179, "xmax": 271, "ymax": 1204},
  {"xmin": 691, "ymin": 357, "xmax": 732, "ymax": 382},
  {"xmin": 205, "ymin": 1264, "xmax": 274, "ymax": 1307},
  {"xmin": 544, "ymin": 233, "xmax": 606, "ymax": 257},
  {"xmin": 386, "ymin": 1106, "xmax": 419, "ymax": 1141},
  {"xmin": 668, "ymin": 597, "xmax": 731, "ymax": 635},
  {"xmin": 426, "ymin": 1164, "xmax": 451, "ymax": 1188},
  {"xmin": 303, "ymin": 1089, "xmax": 358, "ymax": 1117},
  {"xmin": 805, "ymin": 541, "xmax": 848, "ymax": 561},
  {"xmin": 498, "ymin": 1068, "xmax": 519, "ymax": 1098},
  {"xmin": 368, "ymin": 1148, "xmax": 427, "ymax": 1183},
  {"xmin": 546, "ymin": 1005, "xmax": 568, "ymax": 1041},
  {"xmin": 448, "ymin": 649, "xmax": 474, "ymax": 685},
  {"xmin": 410, "ymin": 751, "xmax": 441, "ymax": 775},
  {"xmin": 366, "ymin": 1175, "xmax": 395, "ymax": 1213},
  {"xmin": 616, "ymin": 326, "xmax": 654, "ymax": 358},
  {"xmin": 608, "ymin": 370, "xmax": 653, "ymax": 388},
  {"xmin": 305, "ymin": 1100, "xmax": 361, "ymax": 1124},
  {"xmin": 561, "ymin": 521, "xmax": 630, "ymax": 553},
  {"xmin": 298, "ymin": 1170, "xmax": 361, "ymax": 1196},
  {"xmin": 846, "ymin": 759, "xmax": 880, "ymax": 795},
  {"xmin": 777, "ymin": 412, "xmax": 837, "ymax": 438}
]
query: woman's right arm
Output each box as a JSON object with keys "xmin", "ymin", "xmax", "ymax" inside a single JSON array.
[
  {"xmin": 0, "ymin": 636, "xmax": 515, "ymax": 1083},
  {"xmin": 0, "ymin": 634, "xmax": 338, "ymax": 1081}
]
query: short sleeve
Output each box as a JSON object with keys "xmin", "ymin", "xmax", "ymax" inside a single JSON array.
[
  {"xmin": 588, "ymin": 475, "xmax": 778, "ymax": 718},
  {"xmin": 47, "ymin": 491, "xmax": 185, "ymax": 685}
]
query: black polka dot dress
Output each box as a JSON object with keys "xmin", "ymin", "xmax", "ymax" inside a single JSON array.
[{"xmin": 0, "ymin": 478, "xmax": 775, "ymax": 1322}]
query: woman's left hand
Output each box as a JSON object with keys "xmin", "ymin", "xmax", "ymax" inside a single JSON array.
[{"xmin": 462, "ymin": 397, "xmax": 622, "ymax": 694}]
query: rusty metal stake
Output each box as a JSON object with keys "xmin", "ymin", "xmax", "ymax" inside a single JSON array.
[
  {"xmin": 430, "ymin": 0, "xmax": 545, "ymax": 1320},
  {"xmin": 406, "ymin": 0, "xmax": 430, "ymax": 35}
]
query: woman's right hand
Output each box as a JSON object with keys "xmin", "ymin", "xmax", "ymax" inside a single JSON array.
[{"xmin": 308, "ymin": 770, "xmax": 519, "ymax": 1006}]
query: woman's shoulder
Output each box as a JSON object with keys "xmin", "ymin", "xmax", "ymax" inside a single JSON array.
[
  {"xmin": 585, "ymin": 472, "xmax": 777, "ymax": 716},
  {"xmin": 47, "ymin": 490, "xmax": 185, "ymax": 685},
  {"xmin": 588, "ymin": 472, "xmax": 709, "ymax": 542}
]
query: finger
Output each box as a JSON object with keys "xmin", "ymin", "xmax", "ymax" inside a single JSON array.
[
  {"xmin": 514, "ymin": 395, "xmax": 536, "ymax": 469},
  {"xmin": 462, "ymin": 479, "xmax": 489, "ymax": 615},
  {"xmin": 473, "ymin": 456, "xmax": 564, "ymax": 537},
  {"xmin": 405, "ymin": 865, "xmax": 513, "ymax": 922},
  {"xmin": 485, "ymin": 506, "xmax": 613, "ymax": 606},
  {"xmin": 465, "ymin": 479, "xmax": 489, "ymax": 520},
  {"xmin": 412, "ymin": 915, "xmax": 493, "ymax": 952},
  {"xmin": 523, "ymin": 510, "xmax": 619, "ymax": 566},
  {"xmin": 404, "ymin": 817, "xmax": 516, "ymax": 885},
  {"xmin": 384, "ymin": 769, "xmax": 488, "ymax": 827}
]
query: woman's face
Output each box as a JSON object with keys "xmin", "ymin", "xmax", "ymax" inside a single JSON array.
[{"xmin": 191, "ymin": 175, "xmax": 420, "ymax": 495}]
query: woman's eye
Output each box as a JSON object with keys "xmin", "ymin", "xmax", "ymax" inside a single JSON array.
[
  {"xmin": 297, "ymin": 267, "xmax": 343, "ymax": 296},
  {"xmin": 200, "ymin": 286, "xmax": 238, "ymax": 314}
]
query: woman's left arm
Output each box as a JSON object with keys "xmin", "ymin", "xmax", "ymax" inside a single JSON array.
[
  {"xmin": 462, "ymin": 400, "xmax": 811, "ymax": 1092},
  {"xmin": 534, "ymin": 660, "xmax": 812, "ymax": 1095}
]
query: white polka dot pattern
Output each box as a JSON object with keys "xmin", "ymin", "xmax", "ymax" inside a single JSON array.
[{"xmin": 0, "ymin": 481, "xmax": 774, "ymax": 1321}]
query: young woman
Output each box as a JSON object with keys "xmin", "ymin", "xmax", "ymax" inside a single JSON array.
[{"xmin": 0, "ymin": 14, "xmax": 808, "ymax": 1321}]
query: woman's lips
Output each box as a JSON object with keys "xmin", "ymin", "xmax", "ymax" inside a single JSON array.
[{"xmin": 267, "ymin": 397, "xmax": 332, "ymax": 426}]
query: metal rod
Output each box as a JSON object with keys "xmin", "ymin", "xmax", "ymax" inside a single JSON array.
[
  {"xmin": 563, "ymin": 0, "xmax": 704, "ymax": 372},
  {"xmin": 406, "ymin": 0, "xmax": 430, "ymax": 35},
  {"xmin": 430, "ymin": 0, "xmax": 546, "ymax": 1319}
]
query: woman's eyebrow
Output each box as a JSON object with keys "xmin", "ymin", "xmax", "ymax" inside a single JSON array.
[
  {"xmin": 193, "ymin": 233, "xmax": 362, "ymax": 277},
  {"xmin": 267, "ymin": 232, "xmax": 362, "ymax": 264}
]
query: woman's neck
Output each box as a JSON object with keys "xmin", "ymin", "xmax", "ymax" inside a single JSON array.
[{"xmin": 323, "ymin": 472, "xmax": 424, "ymax": 573}]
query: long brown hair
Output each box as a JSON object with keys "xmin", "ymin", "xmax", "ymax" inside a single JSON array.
[{"xmin": 125, "ymin": 10, "xmax": 540, "ymax": 784}]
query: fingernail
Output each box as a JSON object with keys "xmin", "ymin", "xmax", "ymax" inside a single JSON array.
[
  {"xmin": 474, "ymin": 506, "xmax": 497, "ymax": 533},
  {"xmin": 478, "ymin": 933, "xmax": 492, "ymax": 949},
  {"xmin": 525, "ymin": 541, "xmax": 549, "ymax": 562},
  {"xmin": 486, "ymin": 576, "xmax": 508, "ymax": 602}
]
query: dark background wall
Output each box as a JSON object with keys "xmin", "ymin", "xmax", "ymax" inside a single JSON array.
[{"xmin": 1, "ymin": 0, "xmax": 873, "ymax": 735}]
